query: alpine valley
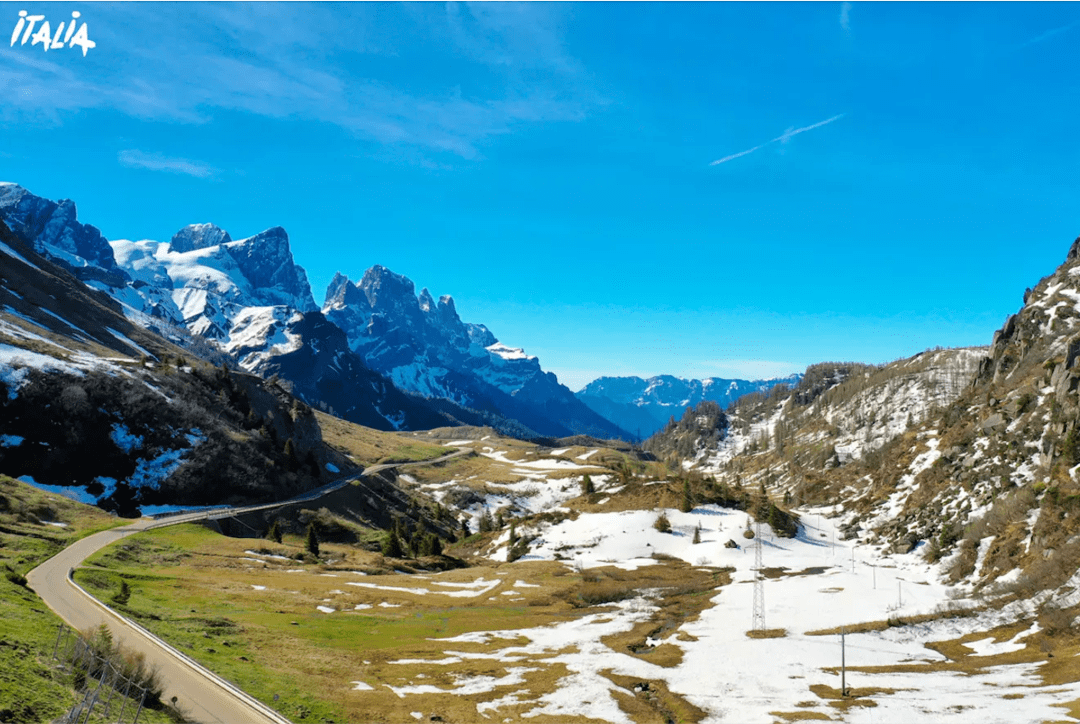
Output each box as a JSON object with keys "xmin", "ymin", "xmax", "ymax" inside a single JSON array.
[{"xmin": 6, "ymin": 180, "xmax": 1080, "ymax": 724}]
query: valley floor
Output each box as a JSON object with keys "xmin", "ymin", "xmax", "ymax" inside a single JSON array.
[{"xmin": 66, "ymin": 435, "xmax": 1080, "ymax": 724}]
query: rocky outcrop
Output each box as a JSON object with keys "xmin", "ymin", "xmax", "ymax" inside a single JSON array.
[
  {"xmin": 0, "ymin": 183, "xmax": 127, "ymax": 286},
  {"xmin": 170, "ymin": 223, "xmax": 232, "ymax": 253}
]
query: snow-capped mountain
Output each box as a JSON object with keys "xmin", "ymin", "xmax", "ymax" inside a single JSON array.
[
  {"xmin": 0, "ymin": 184, "xmax": 628, "ymax": 439},
  {"xmin": 577, "ymin": 373, "xmax": 803, "ymax": 439},
  {"xmin": 324, "ymin": 267, "xmax": 633, "ymax": 440},
  {"xmin": 0, "ymin": 216, "xmax": 353, "ymax": 514},
  {"xmin": 0, "ymin": 182, "xmax": 127, "ymax": 286},
  {"xmin": 108, "ymin": 223, "xmax": 316, "ymax": 347}
]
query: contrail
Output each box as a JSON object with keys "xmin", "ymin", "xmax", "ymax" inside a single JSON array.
[{"xmin": 710, "ymin": 113, "xmax": 846, "ymax": 166}]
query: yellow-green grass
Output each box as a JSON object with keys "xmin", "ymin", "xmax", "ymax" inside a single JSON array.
[
  {"xmin": 73, "ymin": 523, "xmax": 600, "ymax": 722},
  {"xmin": 0, "ymin": 475, "xmax": 170, "ymax": 723},
  {"xmin": 314, "ymin": 411, "xmax": 448, "ymax": 466},
  {"xmin": 74, "ymin": 522, "xmax": 728, "ymax": 723}
]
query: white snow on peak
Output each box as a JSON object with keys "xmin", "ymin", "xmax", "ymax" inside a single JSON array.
[{"xmin": 486, "ymin": 342, "xmax": 534, "ymax": 361}]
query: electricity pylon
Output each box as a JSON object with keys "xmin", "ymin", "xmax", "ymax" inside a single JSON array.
[{"xmin": 752, "ymin": 518, "xmax": 765, "ymax": 633}]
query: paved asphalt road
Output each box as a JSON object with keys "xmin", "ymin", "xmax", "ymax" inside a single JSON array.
[{"xmin": 26, "ymin": 449, "xmax": 467, "ymax": 724}]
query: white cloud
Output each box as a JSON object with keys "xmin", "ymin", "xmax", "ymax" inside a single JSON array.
[
  {"xmin": 839, "ymin": 2, "xmax": 852, "ymax": 32},
  {"xmin": 117, "ymin": 150, "xmax": 217, "ymax": 178},
  {"xmin": 709, "ymin": 114, "xmax": 846, "ymax": 166},
  {"xmin": 3, "ymin": 4, "xmax": 596, "ymax": 161}
]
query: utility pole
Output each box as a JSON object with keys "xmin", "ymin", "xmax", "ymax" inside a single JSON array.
[
  {"xmin": 841, "ymin": 626, "xmax": 848, "ymax": 697},
  {"xmin": 851, "ymin": 545, "xmax": 854, "ymax": 573},
  {"xmin": 752, "ymin": 518, "xmax": 765, "ymax": 633}
]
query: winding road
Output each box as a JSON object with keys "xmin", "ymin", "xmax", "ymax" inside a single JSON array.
[{"xmin": 27, "ymin": 449, "xmax": 466, "ymax": 724}]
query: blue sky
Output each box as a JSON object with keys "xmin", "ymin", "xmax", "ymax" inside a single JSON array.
[{"xmin": 2, "ymin": 2, "xmax": 1078, "ymax": 390}]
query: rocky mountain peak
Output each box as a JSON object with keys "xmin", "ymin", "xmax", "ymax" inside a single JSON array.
[
  {"xmin": 436, "ymin": 295, "xmax": 464, "ymax": 331},
  {"xmin": 324, "ymin": 272, "xmax": 371, "ymax": 312},
  {"xmin": 324, "ymin": 272, "xmax": 352, "ymax": 306},
  {"xmin": 226, "ymin": 227, "xmax": 316, "ymax": 312},
  {"xmin": 170, "ymin": 223, "xmax": 232, "ymax": 253},
  {"xmin": 418, "ymin": 288, "xmax": 436, "ymax": 313},
  {"xmin": 1066, "ymin": 235, "xmax": 1080, "ymax": 262},
  {"xmin": 359, "ymin": 265, "xmax": 417, "ymax": 310},
  {"xmin": 0, "ymin": 183, "xmax": 125, "ymax": 285}
]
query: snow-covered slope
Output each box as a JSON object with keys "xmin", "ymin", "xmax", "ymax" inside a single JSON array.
[
  {"xmin": 109, "ymin": 224, "xmax": 316, "ymax": 355},
  {"xmin": 577, "ymin": 373, "xmax": 802, "ymax": 439},
  {"xmin": 0, "ymin": 216, "xmax": 353, "ymax": 513},
  {"xmin": 324, "ymin": 267, "xmax": 633, "ymax": 440}
]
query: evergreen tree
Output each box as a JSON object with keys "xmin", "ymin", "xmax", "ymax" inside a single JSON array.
[
  {"xmin": 429, "ymin": 535, "xmax": 443, "ymax": 556},
  {"xmin": 479, "ymin": 509, "xmax": 494, "ymax": 533},
  {"xmin": 410, "ymin": 528, "xmax": 425, "ymax": 557},
  {"xmin": 496, "ymin": 509, "xmax": 506, "ymax": 529},
  {"xmin": 681, "ymin": 479, "xmax": 693, "ymax": 513},
  {"xmin": 461, "ymin": 517, "xmax": 471, "ymax": 538},
  {"xmin": 306, "ymin": 523, "xmax": 320, "ymax": 557},
  {"xmin": 693, "ymin": 522, "xmax": 701, "ymax": 544},
  {"xmin": 509, "ymin": 522, "xmax": 519, "ymax": 546},
  {"xmin": 581, "ymin": 474, "xmax": 595, "ymax": 495},
  {"xmin": 382, "ymin": 530, "xmax": 404, "ymax": 558},
  {"xmin": 267, "ymin": 519, "xmax": 283, "ymax": 544},
  {"xmin": 111, "ymin": 579, "xmax": 131, "ymax": 606}
]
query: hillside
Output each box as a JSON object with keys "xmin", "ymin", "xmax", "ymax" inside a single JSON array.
[
  {"xmin": 649, "ymin": 235, "xmax": 1080, "ymax": 598},
  {"xmin": 0, "ymin": 217, "xmax": 356, "ymax": 514},
  {"xmin": 0, "ymin": 475, "xmax": 179, "ymax": 723}
]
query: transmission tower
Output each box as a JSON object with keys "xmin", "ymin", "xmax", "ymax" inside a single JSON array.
[{"xmin": 752, "ymin": 518, "xmax": 765, "ymax": 633}]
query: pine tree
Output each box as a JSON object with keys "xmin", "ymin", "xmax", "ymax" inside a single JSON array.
[
  {"xmin": 509, "ymin": 522, "xmax": 519, "ymax": 546},
  {"xmin": 267, "ymin": 520, "xmax": 283, "ymax": 544},
  {"xmin": 410, "ymin": 529, "xmax": 425, "ymax": 557},
  {"xmin": 692, "ymin": 522, "xmax": 701, "ymax": 544},
  {"xmin": 496, "ymin": 509, "xmax": 506, "ymax": 529},
  {"xmin": 461, "ymin": 517, "xmax": 471, "ymax": 538},
  {"xmin": 306, "ymin": 523, "xmax": 320, "ymax": 558},
  {"xmin": 429, "ymin": 535, "xmax": 442, "ymax": 556},
  {"xmin": 479, "ymin": 509, "xmax": 494, "ymax": 533},
  {"xmin": 681, "ymin": 479, "xmax": 693, "ymax": 513},
  {"xmin": 382, "ymin": 530, "xmax": 404, "ymax": 558},
  {"xmin": 581, "ymin": 474, "xmax": 595, "ymax": 495}
]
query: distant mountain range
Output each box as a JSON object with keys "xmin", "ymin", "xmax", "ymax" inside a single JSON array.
[
  {"xmin": 576, "ymin": 373, "xmax": 802, "ymax": 439},
  {"xmin": 0, "ymin": 183, "xmax": 631, "ymax": 440}
]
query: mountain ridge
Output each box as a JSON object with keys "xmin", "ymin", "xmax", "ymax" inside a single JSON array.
[
  {"xmin": 577, "ymin": 372, "xmax": 803, "ymax": 439},
  {"xmin": 0, "ymin": 183, "xmax": 632, "ymax": 441}
]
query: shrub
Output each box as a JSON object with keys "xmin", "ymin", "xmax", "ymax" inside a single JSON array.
[
  {"xmin": 5, "ymin": 568, "xmax": 27, "ymax": 587},
  {"xmin": 653, "ymin": 512, "xmax": 671, "ymax": 533},
  {"xmin": 305, "ymin": 523, "xmax": 320, "ymax": 558}
]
